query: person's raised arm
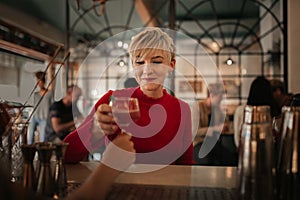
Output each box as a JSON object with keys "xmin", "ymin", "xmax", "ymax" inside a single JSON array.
[
  {"xmin": 67, "ymin": 133, "xmax": 135, "ymax": 200},
  {"xmin": 51, "ymin": 117, "xmax": 76, "ymax": 133},
  {"xmin": 63, "ymin": 91, "xmax": 114, "ymax": 163}
]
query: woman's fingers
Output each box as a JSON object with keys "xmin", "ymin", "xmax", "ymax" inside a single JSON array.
[
  {"xmin": 99, "ymin": 122, "xmax": 118, "ymax": 135},
  {"xmin": 94, "ymin": 104, "xmax": 118, "ymax": 135}
]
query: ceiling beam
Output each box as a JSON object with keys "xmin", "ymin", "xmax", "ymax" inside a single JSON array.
[
  {"xmin": 134, "ymin": 0, "xmax": 158, "ymax": 27},
  {"xmin": 0, "ymin": 2, "xmax": 64, "ymax": 46},
  {"xmin": 0, "ymin": 39, "xmax": 51, "ymax": 61}
]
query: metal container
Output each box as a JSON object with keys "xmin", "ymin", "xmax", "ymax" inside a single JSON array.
[
  {"xmin": 243, "ymin": 105, "xmax": 272, "ymax": 124},
  {"xmin": 237, "ymin": 105, "xmax": 275, "ymax": 200},
  {"xmin": 21, "ymin": 144, "xmax": 37, "ymax": 191},
  {"xmin": 11, "ymin": 122, "xmax": 28, "ymax": 182},
  {"xmin": 53, "ymin": 142, "xmax": 69, "ymax": 199},
  {"xmin": 277, "ymin": 107, "xmax": 300, "ymax": 200},
  {"xmin": 36, "ymin": 145, "xmax": 55, "ymax": 197}
]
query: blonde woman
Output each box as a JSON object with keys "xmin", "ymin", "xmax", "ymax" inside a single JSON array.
[{"xmin": 64, "ymin": 28, "xmax": 194, "ymax": 165}]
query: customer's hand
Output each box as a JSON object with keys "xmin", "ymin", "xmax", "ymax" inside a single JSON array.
[
  {"xmin": 101, "ymin": 132, "xmax": 136, "ymax": 172},
  {"xmin": 67, "ymin": 132, "xmax": 136, "ymax": 200},
  {"xmin": 94, "ymin": 103, "xmax": 118, "ymax": 135}
]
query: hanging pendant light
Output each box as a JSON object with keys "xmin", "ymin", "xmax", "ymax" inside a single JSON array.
[{"xmin": 224, "ymin": 57, "xmax": 235, "ymax": 66}]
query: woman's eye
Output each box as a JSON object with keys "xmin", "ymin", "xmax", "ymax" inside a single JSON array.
[
  {"xmin": 135, "ymin": 61, "xmax": 144, "ymax": 65},
  {"xmin": 152, "ymin": 61, "xmax": 162, "ymax": 64}
]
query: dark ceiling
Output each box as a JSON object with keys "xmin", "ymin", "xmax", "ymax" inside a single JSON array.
[
  {"xmin": 145, "ymin": 0, "xmax": 259, "ymax": 21},
  {"xmin": 1, "ymin": 0, "xmax": 66, "ymax": 32},
  {"xmin": 0, "ymin": 0, "xmax": 264, "ymax": 59},
  {"xmin": 0, "ymin": 0, "xmax": 259, "ymax": 32}
]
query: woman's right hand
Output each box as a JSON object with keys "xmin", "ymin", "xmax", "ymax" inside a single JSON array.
[{"xmin": 94, "ymin": 103, "xmax": 119, "ymax": 135}]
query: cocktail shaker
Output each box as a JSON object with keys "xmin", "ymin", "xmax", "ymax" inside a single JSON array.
[
  {"xmin": 36, "ymin": 144, "xmax": 55, "ymax": 197},
  {"xmin": 21, "ymin": 144, "xmax": 37, "ymax": 191},
  {"xmin": 237, "ymin": 105, "xmax": 275, "ymax": 200},
  {"xmin": 277, "ymin": 106, "xmax": 300, "ymax": 200},
  {"xmin": 53, "ymin": 142, "xmax": 69, "ymax": 199}
]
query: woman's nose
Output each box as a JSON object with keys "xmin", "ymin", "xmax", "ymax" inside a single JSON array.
[{"xmin": 142, "ymin": 63, "xmax": 153, "ymax": 74}]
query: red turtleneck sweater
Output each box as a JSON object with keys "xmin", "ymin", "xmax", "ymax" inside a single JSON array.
[{"xmin": 64, "ymin": 87, "xmax": 194, "ymax": 165}]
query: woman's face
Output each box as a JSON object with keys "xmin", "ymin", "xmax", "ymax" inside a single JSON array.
[
  {"xmin": 37, "ymin": 79, "xmax": 45, "ymax": 89},
  {"xmin": 132, "ymin": 50, "xmax": 175, "ymax": 96}
]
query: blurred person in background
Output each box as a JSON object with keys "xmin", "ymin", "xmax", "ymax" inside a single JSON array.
[
  {"xmin": 270, "ymin": 79, "xmax": 293, "ymax": 114},
  {"xmin": 234, "ymin": 76, "xmax": 278, "ymax": 147},
  {"xmin": 193, "ymin": 83, "xmax": 226, "ymax": 147},
  {"xmin": 27, "ymin": 71, "xmax": 53, "ymax": 144},
  {"xmin": 45, "ymin": 85, "xmax": 84, "ymax": 143},
  {"xmin": 193, "ymin": 83, "xmax": 237, "ymax": 166},
  {"xmin": 290, "ymin": 93, "xmax": 300, "ymax": 106}
]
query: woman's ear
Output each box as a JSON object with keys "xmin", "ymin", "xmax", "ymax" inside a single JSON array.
[{"xmin": 170, "ymin": 58, "xmax": 176, "ymax": 70}]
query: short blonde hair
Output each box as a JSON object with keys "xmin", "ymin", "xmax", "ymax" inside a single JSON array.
[{"xmin": 128, "ymin": 28, "xmax": 175, "ymax": 63}]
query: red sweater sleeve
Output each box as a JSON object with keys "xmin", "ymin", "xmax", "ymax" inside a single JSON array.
[
  {"xmin": 63, "ymin": 133, "xmax": 88, "ymax": 163},
  {"xmin": 63, "ymin": 91, "xmax": 113, "ymax": 163},
  {"xmin": 174, "ymin": 101, "xmax": 195, "ymax": 165},
  {"xmin": 175, "ymin": 144, "xmax": 194, "ymax": 165}
]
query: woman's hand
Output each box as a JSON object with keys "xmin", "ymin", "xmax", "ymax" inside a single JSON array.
[{"xmin": 93, "ymin": 104, "xmax": 119, "ymax": 135}]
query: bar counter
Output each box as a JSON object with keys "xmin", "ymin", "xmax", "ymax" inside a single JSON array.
[
  {"xmin": 66, "ymin": 162, "xmax": 237, "ymax": 199},
  {"xmin": 67, "ymin": 162, "xmax": 236, "ymax": 188}
]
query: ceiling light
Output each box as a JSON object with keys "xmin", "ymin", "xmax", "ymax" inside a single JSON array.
[
  {"xmin": 224, "ymin": 57, "xmax": 235, "ymax": 66},
  {"xmin": 117, "ymin": 59, "xmax": 126, "ymax": 67},
  {"xmin": 242, "ymin": 68, "xmax": 247, "ymax": 75},
  {"xmin": 123, "ymin": 43, "xmax": 128, "ymax": 49},
  {"xmin": 117, "ymin": 41, "xmax": 123, "ymax": 47},
  {"xmin": 210, "ymin": 42, "xmax": 219, "ymax": 51}
]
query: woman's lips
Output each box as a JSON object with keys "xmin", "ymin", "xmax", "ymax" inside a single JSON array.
[{"xmin": 142, "ymin": 78, "xmax": 156, "ymax": 82}]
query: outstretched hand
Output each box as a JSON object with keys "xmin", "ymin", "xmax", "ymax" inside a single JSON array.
[
  {"xmin": 67, "ymin": 131, "xmax": 135, "ymax": 200},
  {"xmin": 101, "ymin": 131, "xmax": 136, "ymax": 171}
]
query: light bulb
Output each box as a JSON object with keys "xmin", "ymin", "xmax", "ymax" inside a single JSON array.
[
  {"xmin": 226, "ymin": 58, "xmax": 233, "ymax": 65},
  {"xmin": 117, "ymin": 41, "xmax": 123, "ymax": 47}
]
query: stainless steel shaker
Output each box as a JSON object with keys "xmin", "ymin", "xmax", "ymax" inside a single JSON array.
[
  {"xmin": 277, "ymin": 106, "xmax": 300, "ymax": 200},
  {"xmin": 53, "ymin": 142, "xmax": 69, "ymax": 199},
  {"xmin": 36, "ymin": 144, "xmax": 55, "ymax": 197},
  {"xmin": 11, "ymin": 121, "xmax": 28, "ymax": 182},
  {"xmin": 21, "ymin": 144, "xmax": 37, "ymax": 191},
  {"xmin": 237, "ymin": 105, "xmax": 275, "ymax": 200}
]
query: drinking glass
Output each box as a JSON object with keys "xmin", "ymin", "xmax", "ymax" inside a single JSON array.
[{"xmin": 111, "ymin": 97, "xmax": 140, "ymax": 131}]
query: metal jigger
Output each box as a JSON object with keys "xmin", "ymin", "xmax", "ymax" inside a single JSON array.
[
  {"xmin": 237, "ymin": 105, "xmax": 275, "ymax": 200},
  {"xmin": 21, "ymin": 144, "xmax": 37, "ymax": 191},
  {"xmin": 36, "ymin": 144, "xmax": 55, "ymax": 197},
  {"xmin": 277, "ymin": 106, "xmax": 300, "ymax": 200},
  {"xmin": 53, "ymin": 142, "xmax": 69, "ymax": 199},
  {"xmin": 11, "ymin": 121, "xmax": 28, "ymax": 183}
]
